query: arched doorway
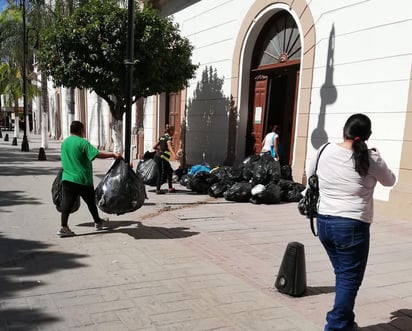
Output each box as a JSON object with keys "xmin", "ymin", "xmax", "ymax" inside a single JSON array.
[{"xmin": 247, "ymin": 10, "xmax": 301, "ymax": 166}]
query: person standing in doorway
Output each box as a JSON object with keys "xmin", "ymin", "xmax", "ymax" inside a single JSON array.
[
  {"xmin": 58, "ymin": 121, "xmax": 122, "ymax": 237},
  {"xmin": 261, "ymin": 124, "xmax": 280, "ymax": 160},
  {"xmin": 153, "ymin": 125, "xmax": 177, "ymax": 194},
  {"xmin": 308, "ymin": 113, "xmax": 396, "ymax": 330}
]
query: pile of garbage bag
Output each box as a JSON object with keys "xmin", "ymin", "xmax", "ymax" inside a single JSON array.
[{"xmin": 180, "ymin": 153, "xmax": 305, "ymax": 204}]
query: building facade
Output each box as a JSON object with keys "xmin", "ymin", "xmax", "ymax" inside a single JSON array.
[
  {"xmin": 35, "ymin": 0, "xmax": 412, "ymax": 220},
  {"xmin": 143, "ymin": 0, "xmax": 412, "ymax": 220}
]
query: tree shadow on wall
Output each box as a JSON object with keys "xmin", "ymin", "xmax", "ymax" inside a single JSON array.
[{"xmin": 185, "ymin": 66, "xmax": 230, "ymax": 167}]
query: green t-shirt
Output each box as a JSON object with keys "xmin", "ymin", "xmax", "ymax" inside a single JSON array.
[{"xmin": 61, "ymin": 135, "xmax": 99, "ymax": 186}]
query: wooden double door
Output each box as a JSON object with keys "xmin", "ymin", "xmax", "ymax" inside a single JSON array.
[{"xmin": 249, "ymin": 61, "xmax": 300, "ymax": 166}]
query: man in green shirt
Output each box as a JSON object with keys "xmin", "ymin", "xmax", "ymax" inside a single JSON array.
[{"xmin": 58, "ymin": 121, "xmax": 122, "ymax": 237}]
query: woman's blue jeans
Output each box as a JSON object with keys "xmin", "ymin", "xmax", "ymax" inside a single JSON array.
[{"xmin": 317, "ymin": 214, "xmax": 370, "ymax": 331}]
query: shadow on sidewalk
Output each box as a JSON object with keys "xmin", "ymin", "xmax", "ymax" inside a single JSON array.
[
  {"xmin": 0, "ymin": 190, "xmax": 42, "ymax": 210},
  {"xmin": 0, "ymin": 163, "xmax": 60, "ymax": 176},
  {"xmin": 0, "ymin": 233, "xmax": 88, "ymax": 328},
  {"xmin": 0, "ymin": 142, "xmax": 61, "ymax": 164},
  {"xmin": 76, "ymin": 220, "xmax": 199, "ymax": 239},
  {"xmin": 359, "ymin": 309, "xmax": 412, "ymax": 330},
  {"xmin": 305, "ymin": 286, "xmax": 335, "ymax": 296},
  {"xmin": 0, "ymin": 143, "xmax": 60, "ymax": 176}
]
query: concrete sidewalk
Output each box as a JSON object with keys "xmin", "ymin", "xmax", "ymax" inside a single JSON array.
[{"xmin": 0, "ymin": 132, "xmax": 412, "ymax": 330}]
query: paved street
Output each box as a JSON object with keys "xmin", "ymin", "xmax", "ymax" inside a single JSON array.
[{"xmin": 0, "ymin": 131, "xmax": 412, "ymax": 330}]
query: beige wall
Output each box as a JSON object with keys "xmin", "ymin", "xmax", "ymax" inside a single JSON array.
[
  {"xmin": 380, "ymin": 66, "xmax": 412, "ymax": 220},
  {"xmin": 231, "ymin": 0, "xmax": 315, "ymax": 182}
]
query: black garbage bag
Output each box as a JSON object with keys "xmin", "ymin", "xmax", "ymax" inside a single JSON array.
[
  {"xmin": 180, "ymin": 173, "xmax": 192, "ymax": 187},
  {"xmin": 224, "ymin": 182, "xmax": 252, "ymax": 202},
  {"xmin": 209, "ymin": 166, "xmax": 231, "ymax": 184},
  {"xmin": 143, "ymin": 150, "xmax": 156, "ymax": 160},
  {"xmin": 188, "ymin": 171, "xmax": 212, "ymax": 194},
  {"xmin": 174, "ymin": 167, "xmax": 187, "ymax": 181},
  {"xmin": 208, "ymin": 180, "xmax": 233, "ymax": 198},
  {"xmin": 228, "ymin": 167, "xmax": 244, "ymax": 182},
  {"xmin": 240, "ymin": 154, "xmax": 261, "ymax": 181},
  {"xmin": 278, "ymin": 179, "xmax": 305, "ymax": 202},
  {"xmin": 136, "ymin": 158, "xmax": 163, "ymax": 186},
  {"xmin": 252, "ymin": 153, "xmax": 281, "ymax": 185},
  {"xmin": 281, "ymin": 165, "xmax": 293, "ymax": 181},
  {"xmin": 51, "ymin": 169, "xmax": 80, "ymax": 213},
  {"xmin": 95, "ymin": 159, "xmax": 146, "ymax": 215},
  {"xmin": 250, "ymin": 183, "xmax": 282, "ymax": 204}
]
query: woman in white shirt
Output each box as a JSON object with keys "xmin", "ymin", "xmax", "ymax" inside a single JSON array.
[
  {"xmin": 261, "ymin": 124, "xmax": 280, "ymax": 160},
  {"xmin": 307, "ymin": 113, "xmax": 396, "ymax": 331}
]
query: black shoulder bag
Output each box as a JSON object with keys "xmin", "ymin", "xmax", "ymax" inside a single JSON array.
[{"xmin": 298, "ymin": 143, "xmax": 330, "ymax": 236}]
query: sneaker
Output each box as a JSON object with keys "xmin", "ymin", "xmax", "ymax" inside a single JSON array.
[
  {"xmin": 168, "ymin": 188, "xmax": 177, "ymax": 193},
  {"xmin": 57, "ymin": 227, "xmax": 75, "ymax": 237},
  {"xmin": 156, "ymin": 190, "xmax": 165, "ymax": 194},
  {"xmin": 95, "ymin": 218, "xmax": 109, "ymax": 230}
]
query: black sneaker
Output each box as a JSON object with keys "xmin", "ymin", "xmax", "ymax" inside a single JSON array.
[
  {"xmin": 156, "ymin": 190, "xmax": 165, "ymax": 194},
  {"xmin": 57, "ymin": 227, "xmax": 75, "ymax": 237},
  {"xmin": 95, "ymin": 218, "xmax": 109, "ymax": 230}
]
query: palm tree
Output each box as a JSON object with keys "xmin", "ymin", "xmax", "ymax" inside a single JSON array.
[
  {"xmin": 0, "ymin": 61, "xmax": 22, "ymax": 139},
  {"xmin": 0, "ymin": 59, "xmax": 40, "ymax": 136},
  {"xmin": 0, "ymin": 5, "xmax": 40, "ymax": 142}
]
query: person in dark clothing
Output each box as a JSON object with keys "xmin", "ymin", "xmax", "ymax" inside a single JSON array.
[{"xmin": 152, "ymin": 125, "xmax": 177, "ymax": 194}]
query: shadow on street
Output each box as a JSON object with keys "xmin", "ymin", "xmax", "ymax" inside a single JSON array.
[
  {"xmin": 359, "ymin": 309, "xmax": 412, "ymax": 330},
  {"xmin": 0, "ymin": 190, "xmax": 42, "ymax": 211},
  {"xmin": 75, "ymin": 220, "xmax": 200, "ymax": 239},
  {"xmin": 0, "ymin": 233, "xmax": 89, "ymax": 329}
]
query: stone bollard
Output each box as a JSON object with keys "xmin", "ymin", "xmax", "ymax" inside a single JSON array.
[
  {"xmin": 4, "ymin": 133, "xmax": 9, "ymax": 142},
  {"xmin": 38, "ymin": 147, "xmax": 47, "ymax": 161},
  {"xmin": 12, "ymin": 137, "xmax": 17, "ymax": 146}
]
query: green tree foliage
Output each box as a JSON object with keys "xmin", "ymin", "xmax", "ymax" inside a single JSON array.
[
  {"xmin": 0, "ymin": 6, "xmax": 22, "ymax": 57},
  {"xmin": 39, "ymin": 0, "xmax": 197, "ymax": 120},
  {"xmin": 0, "ymin": 6, "xmax": 40, "ymax": 109}
]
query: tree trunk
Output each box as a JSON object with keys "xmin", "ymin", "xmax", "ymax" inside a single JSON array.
[
  {"xmin": 108, "ymin": 100, "xmax": 125, "ymax": 153},
  {"xmin": 66, "ymin": 87, "xmax": 75, "ymax": 132},
  {"xmin": 13, "ymin": 101, "xmax": 19, "ymax": 138},
  {"xmin": 41, "ymin": 72, "xmax": 49, "ymax": 149},
  {"xmin": 25, "ymin": 113, "xmax": 30, "ymax": 138},
  {"xmin": 111, "ymin": 118, "xmax": 123, "ymax": 153}
]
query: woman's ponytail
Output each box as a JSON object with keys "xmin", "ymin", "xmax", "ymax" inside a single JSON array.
[
  {"xmin": 352, "ymin": 138, "xmax": 369, "ymax": 176},
  {"xmin": 343, "ymin": 114, "xmax": 372, "ymax": 177}
]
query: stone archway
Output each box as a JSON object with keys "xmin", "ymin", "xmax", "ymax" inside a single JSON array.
[{"xmin": 230, "ymin": 1, "xmax": 316, "ymax": 182}]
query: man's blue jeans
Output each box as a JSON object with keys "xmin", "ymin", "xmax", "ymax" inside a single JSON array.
[{"xmin": 317, "ymin": 214, "xmax": 370, "ymax": 331}]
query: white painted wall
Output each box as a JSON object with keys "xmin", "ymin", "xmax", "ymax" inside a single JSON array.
[
  {"xmin": 169, "ymin": 0, "xmax": 251, "ymax": 100},
  {"xmin": 306, "ymin": 0, "xmax": 412, "ymax": 200},
  {"xmin": 143, "ymin": 95, "xmax": 157, "ymax": 152},
  {"xmin": 164, "ymin": 0, "xmax": 411, "ymax": 199}
]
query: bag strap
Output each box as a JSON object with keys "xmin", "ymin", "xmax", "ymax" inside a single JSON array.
[
  {"xmin": 310, "ymin": 218, "xmax": 317, "ymax": 237},
  {"xmin": 314, "ymin": 142, "xmax": 330, "ymax": 173},
  {"xmin": 310, "ymin": 142, "xmax": 330, "ymax": 236}
]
